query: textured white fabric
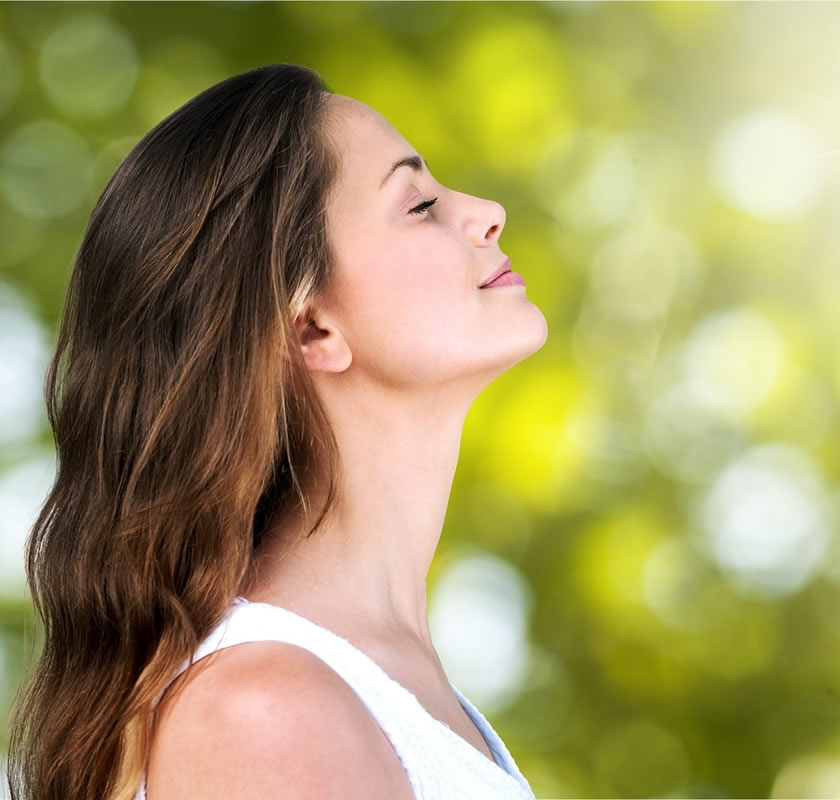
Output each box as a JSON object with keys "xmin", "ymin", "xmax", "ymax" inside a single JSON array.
[{"xmin": 135, "ymin": 596, "xmax": 536, "ymax": 799}]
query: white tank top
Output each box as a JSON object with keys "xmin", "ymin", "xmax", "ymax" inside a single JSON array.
[{"xmin": 135, "ymin": 596, "xmax": 536, "ymax": 799}]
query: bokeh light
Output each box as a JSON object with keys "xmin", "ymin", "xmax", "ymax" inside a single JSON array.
[
  {"xmin": 699, "ymin": 443, "xmax": 832, "ymax": 597},
  {"xmin": 573, "ymin": 220, "xmax": 703, "ymax": 378},
  {"xmin": 3, "ymin": 3, "xmax": 840, "ymax": 797},
  {"xmin": 0, "ymin": 119, "xmax": 92, "ymax": 219},
  {"xmin": 680, "ymin": 308, "xmax": 785, "ymax": 420},
  {"xmin": 709, "ymin": 109, "xmax": 829, "ymax": 221},
  {"xmin": 0, "ymin": 450, "xmax": 55, "ymax": 592},
  {"xmin": 39, "ymin": 13, "xmax": 138, "ymax": 118},
  {"xmin": 0, "ymin": 282, "xmax": 50, "ymax": 447},
  {"xmin": 771, "ymin": 753, "xmax": 840, "ymax": 799},
  {"xmin": 429, "ymin": 550, "xmax": 533, "ymax": 713}
]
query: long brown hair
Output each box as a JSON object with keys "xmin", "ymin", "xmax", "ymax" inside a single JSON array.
[{"xmin": 6, "ymin": 63, "xmax": 343, "ymax": 800}]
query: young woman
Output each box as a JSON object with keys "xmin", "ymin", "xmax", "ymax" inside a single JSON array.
[{"xmin": 6, "ymin": 63, "xmax": 548, "ymax": 800}]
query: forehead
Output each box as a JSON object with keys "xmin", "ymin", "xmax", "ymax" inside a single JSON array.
[{"xmin": 323, "ymin": 95, "xmax": 413, "ymax": 189}]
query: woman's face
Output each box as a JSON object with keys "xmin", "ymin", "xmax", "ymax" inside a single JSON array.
[{"xmin": 314, "ymin": 94, "xmax": 548, "ymax": 394}]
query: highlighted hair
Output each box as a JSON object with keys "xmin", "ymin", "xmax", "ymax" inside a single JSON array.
[{"xmin": 6, "ymin": 63, "xmax": 342, "ymax": 800}]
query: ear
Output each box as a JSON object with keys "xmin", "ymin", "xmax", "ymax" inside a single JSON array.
[{"xmin": 294, "ymin": 308, "xmax": 352, "ymax": 374}]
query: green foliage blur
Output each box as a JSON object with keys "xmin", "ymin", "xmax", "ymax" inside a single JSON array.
[{"xmin": 2, "ymin": 2, "xmax": 840, "ymax": 798}]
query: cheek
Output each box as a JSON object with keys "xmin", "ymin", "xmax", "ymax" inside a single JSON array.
[
  {"xmin": 339, "ymin": 247, "xmax": 477, "ymax": 378},
  {"xmin": 366, "ymin": 247, "xmax": 467, "ymax": 328}
]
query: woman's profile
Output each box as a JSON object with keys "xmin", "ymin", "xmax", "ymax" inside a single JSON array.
[{"xmin": 6, "ymin": 63, "xmax": 548, "ymax": 800}]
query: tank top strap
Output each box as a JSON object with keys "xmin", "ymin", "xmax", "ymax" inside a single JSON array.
[
  {"xmin": 137, "ymin": 597, "xmax": 536, "ymax": 800},
  {"xmin": 168, "ymin": 596, "xmax": 440, "ymax": 797}
]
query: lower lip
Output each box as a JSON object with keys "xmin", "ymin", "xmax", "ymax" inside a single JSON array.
[{"xmin": 481, "ymin": 271, "xmax": 525, "ymax": 288}]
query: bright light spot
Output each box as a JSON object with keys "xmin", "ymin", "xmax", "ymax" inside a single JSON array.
[
  {"xmin": 700, "ymin": 443, "xmax": 830, "ymax": 597},
  {"xmin": 476, "ymin": 367, "xmax": 574, "ymax": 514},
  {"xmin": 573, "ymin": 220, "xmax": 703, "ymax": 375},
  {"xmin": 446, "ymin": 22, "xmax": 569, "ymax": 171},
  {"xmin": 0, "ymin": 281, "xmax": 50, "ymax": 446},
  {"xmin": 571, "ymin": 506, "xmax": 667, "ymax": 635},
  {"xmin": 534, "ymin": 128, "xmax": 606, "ymax": 227},
  {"xmin": 0, "ymin": 761, "xmax": 10, "ymax": 800},
  {"xmin": 643, "ymin": 309, "xmax": 788, "ymax": 482},
  {"xmin": 537, "ymin": 130, "xmax": 688, "ymax": 228},
  {"xmin": 709, "ymin": 109, "xmax": 828, "ymax": 220},
  {"xmin": 588, "ymin": 221, "xmax": 703, "ymax": 320},
  {"xmin": 40, "ymin": 13, "xmax": 138, "ymax": 118},
  {"xmin": 0, "ymin": 119, "xmax": 92, "ymax": 218},
  {"xmin": 0, "ymin": 450, "xmax": 56, "ymax": 592},
  {"xmin": 581, "ymin": 137, "xmax": 639, "ymax": 226},
  {"xmin": 771, "ymin": 753, "xmax": 840, "ymax": 799},
  {"xmin": 681, "ymin": 308, "xmax": 785, "ymax": 419},
  {"xmin": 643, "ymin": 381, "xmax": 745, "ymax": 484},
  {"xmin": 429, "ymin": 550, "xmax": 533, "ymax": 713}
]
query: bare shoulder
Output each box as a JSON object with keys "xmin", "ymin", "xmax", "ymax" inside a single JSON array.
[{"xmin": 146, "ymin": 640, "xmax": 415, "ymax": 800}]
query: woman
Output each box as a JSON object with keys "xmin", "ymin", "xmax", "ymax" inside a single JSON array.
[{"xmin": 6, "ymin": 63, "xmax": 547, "ymax": 800}]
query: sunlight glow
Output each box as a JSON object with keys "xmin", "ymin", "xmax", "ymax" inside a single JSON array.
[
  {"xmin": 700, "ymin": 443, "xmax": 831, "ymax": 597},
  {"xmin": 429, "ymin": 550, "xmax": 533, "ymax": 713},
  {"xmin": 709, "ymin": 109, "xmax": 828, "ymax": 220}
]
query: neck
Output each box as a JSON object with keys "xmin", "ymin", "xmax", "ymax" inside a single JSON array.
[{"xmin": 246, "ymin": 383, "xmax": 470, "ymax": 651}]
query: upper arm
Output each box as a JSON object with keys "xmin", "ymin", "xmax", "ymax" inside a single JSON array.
[{"xmin": 145, "ymin": 641, "xmax": 415, "ymax": 800}]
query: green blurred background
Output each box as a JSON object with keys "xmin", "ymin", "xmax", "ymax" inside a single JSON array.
[{"xmin": 3, "ymin": 2, "xmax": 840, "ymax": 797}]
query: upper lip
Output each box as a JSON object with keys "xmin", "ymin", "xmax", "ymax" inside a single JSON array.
[{"xmin": 479, "ymin": 257, "xmax": 512, "ymax": 288}]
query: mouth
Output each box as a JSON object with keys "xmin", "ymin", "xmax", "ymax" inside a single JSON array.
[{"xmin": 479, "ymin": 257, "xmax": 512, "ymax": 288}]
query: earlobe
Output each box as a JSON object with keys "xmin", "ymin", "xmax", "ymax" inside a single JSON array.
[{"xmin": 297, "ymin": 317, "xmax": 352, "ymax": 373}]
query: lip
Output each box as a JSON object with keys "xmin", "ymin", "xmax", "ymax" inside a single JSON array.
[{"xmin": 479, "ymin": 257, "xmax": 512, "ymax": 288}]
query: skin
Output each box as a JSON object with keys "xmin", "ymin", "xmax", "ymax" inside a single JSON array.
[
  {"xmin": 248, "ymin": 93, "xmax": 548, "ymax": 647},
  {"xmin": 146, "ymin": 93, "xmax": 548, "ymax": 798}
]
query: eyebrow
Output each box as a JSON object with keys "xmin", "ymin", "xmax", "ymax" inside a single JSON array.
[{"xmin": 379, "ymin": 154, "xmax": 429, "ymax": 190}]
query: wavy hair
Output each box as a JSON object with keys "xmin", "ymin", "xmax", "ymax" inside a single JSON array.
[{"xmin": 5, "ymin": 62, "xmax": 343, "ymax": 800}]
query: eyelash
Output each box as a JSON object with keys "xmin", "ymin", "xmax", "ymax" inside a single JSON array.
[{"xmin": 408, "ymin": 197, "xmax": 438, "ymax": 216}]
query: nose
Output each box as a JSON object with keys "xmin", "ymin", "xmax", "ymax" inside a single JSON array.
[{"xmin": 464, "ymin": 194, "xmax": 506, "ymax": 246}]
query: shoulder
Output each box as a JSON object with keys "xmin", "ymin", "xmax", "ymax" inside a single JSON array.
[{"xmin": 145, "ymin": 640, "xmax": 415, "ymax": 799}]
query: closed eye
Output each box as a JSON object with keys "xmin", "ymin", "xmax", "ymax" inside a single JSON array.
[{"xmin": 408, "ymin": 197, "xmax": 437, "ymax": 215}]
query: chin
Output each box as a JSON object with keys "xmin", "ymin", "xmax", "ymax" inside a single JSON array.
[
  {"xmin": 498, "ymin": 319, "xmax": 550, "ymax": 374},
  {"xmin": 520, "ymin": 302, "xmax": 550, "ymax": 353}
]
